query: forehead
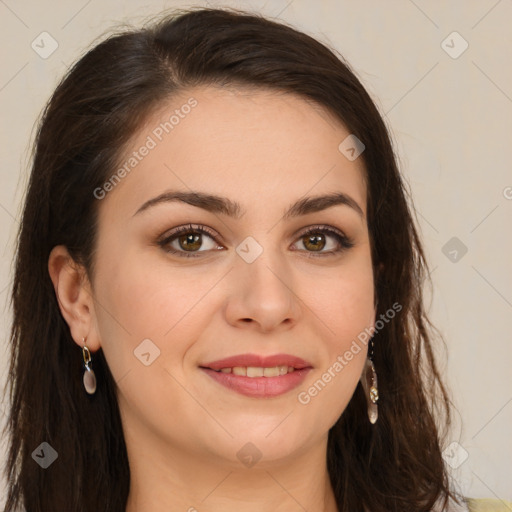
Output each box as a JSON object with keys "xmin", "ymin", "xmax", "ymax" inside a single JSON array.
[{"xmin": 100, "ymin": 85, "xmax": 367, "ymax": 220}]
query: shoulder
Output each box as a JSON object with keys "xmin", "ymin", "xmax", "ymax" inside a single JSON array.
[{"xmin": 466, "ymin": 498, "xmax": 512, "ymax": 512}]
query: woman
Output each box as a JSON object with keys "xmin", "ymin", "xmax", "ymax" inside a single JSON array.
[{"xmin": 2, "ymin": 6, "xmax": 506, "ymax": 512}]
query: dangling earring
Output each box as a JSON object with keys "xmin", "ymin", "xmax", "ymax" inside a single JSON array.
[
  {"xmin": 360, "ymin": 337, "xmax": 379, "ymax": 424},
  {"xmin": 82, "ymin": 337, "xmax": 97, "ymax": 395}
]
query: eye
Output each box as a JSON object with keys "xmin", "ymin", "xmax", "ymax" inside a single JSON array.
[
  {"xmin": 291, "ymin": 225, "xmax": 354, "ymax": 256},
  {"xmin": 157, "ymin": 223, "xmax": 354, "ymax": 259},
  {"xmin": 157, "ymin": 224, "xmax": 223, "ymax": 258}
]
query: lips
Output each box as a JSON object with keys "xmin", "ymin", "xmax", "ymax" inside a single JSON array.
[
  {"xmin": 201, "ymin": 353, "xmax": 312, "ymax": 371},
  {"xmin": 199, "ymin": 353, "xmax": 313, "ymax": 398}
]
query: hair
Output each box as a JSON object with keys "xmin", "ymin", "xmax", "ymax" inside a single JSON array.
[{"xmin": 3, "ymin": 6, "xmax": 463, "ymax": 512}]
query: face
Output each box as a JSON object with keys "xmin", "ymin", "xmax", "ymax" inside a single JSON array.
[{"xmin": 89, "ymin": 85, "xmax": 375, "ymax": 467}]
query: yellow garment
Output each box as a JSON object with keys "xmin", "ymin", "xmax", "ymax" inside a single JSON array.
[{"xmin": 466, "ymin": 498, "xmax": 512, "ymax": 511}]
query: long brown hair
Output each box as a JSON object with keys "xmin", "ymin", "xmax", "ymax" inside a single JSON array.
[{"xmin": 3, "ymin": 7, "xmax": 462, "ymax": 511}]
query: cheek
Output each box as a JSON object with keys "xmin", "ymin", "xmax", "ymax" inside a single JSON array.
[
  {"xmin": 90, "ymin": 252, "xmax": 217, "ymax": 440},
  {"xmin": 91, "ymin": 248, "xmax": 223, "ymax": 378},
  {"xmin": 308, "ymin": 249, "xmax": 375, "ymax": 348},
  {"xmin": 295, "ymin": 253, "xmax": 374, "ymax": 425}
]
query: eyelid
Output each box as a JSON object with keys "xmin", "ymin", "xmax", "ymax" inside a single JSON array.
[
  {"xmin": 159, "ymin": 223, "xmax": 220, "ymax": 243},
  {"xmin": 294, "ymin": 223, "xmax": 348, "ymax": 241}
]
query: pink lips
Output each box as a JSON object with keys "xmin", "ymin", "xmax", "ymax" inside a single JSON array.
[
  {"xmin": 202, "ymin": 353, "xmax": 312, "ymax": 371},
  {"xmin": 200, "ymin": 353, "xmax": 313, "ymax": 398}
]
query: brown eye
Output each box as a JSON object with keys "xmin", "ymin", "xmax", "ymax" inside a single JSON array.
[
  {"xmin": 302, "ymin": 233, "xmax": 326, "ymax": 252},
  {"xmin": 158, "ymin": 224, "xmax": 222, "ymax": 258},
  {"xmin": 292, "ymin": 225, "xmax": 355, "ymax": 256},
  {"xmin": 178, "ymin": 233, "xmax": 202, "ymax": 251}
]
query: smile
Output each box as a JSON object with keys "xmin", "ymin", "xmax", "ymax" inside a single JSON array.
[{"xmin": 211, "ymin": 366, "xmax": 296, "ymax": 377}]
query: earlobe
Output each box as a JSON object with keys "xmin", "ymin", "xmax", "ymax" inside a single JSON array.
[{"xmin": 48, "ymin": 245, "xmax": 101, "ymax": 351}]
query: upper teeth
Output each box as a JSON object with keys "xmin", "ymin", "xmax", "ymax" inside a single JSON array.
[{"xmin": 216, "ymin": 366, "xmax": 295, "ymax": 377}]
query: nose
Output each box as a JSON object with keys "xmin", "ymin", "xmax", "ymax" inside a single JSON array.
[{"xmin": 224, "ymin": 251, "xmax": 302, "ymax": 333}]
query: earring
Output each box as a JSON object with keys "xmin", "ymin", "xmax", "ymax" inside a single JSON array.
[
  {"xmin": 360, "ymin": 337, "xmax": 379, "ymax": 424},
  {"xmin": 82, "ymin": 337, "xmax": 97, "ymax": 395}
]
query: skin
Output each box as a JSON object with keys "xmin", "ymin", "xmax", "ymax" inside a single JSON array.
[{"xmin": 49, "ymin": 85, "xmax": 376, "ymax": 512}]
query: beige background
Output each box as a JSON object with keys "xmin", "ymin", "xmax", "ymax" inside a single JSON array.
[{"xmin": 1, "ymin": 0, "xmax": 511, "ymax": 506}]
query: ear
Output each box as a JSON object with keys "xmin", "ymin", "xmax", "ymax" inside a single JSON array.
[{"xmin": 48, "ymin": 245, "xmax": 101, "ymax": 352}]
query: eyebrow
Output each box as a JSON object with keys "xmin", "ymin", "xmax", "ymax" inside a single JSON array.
[{"xmin": 133, "ymin": 190, "xmax": 364, "ymax": 220}]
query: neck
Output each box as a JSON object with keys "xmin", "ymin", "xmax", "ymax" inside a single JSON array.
[{"xmin": 123, "ymin": 426, "xmax": 338, "ymax": 512}]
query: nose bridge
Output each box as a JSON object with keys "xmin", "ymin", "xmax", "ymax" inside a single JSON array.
[
  {"xmin": 226, "ymin": 234, "xmax": 301, "ymax": 331},
  {"xmin": 238, "ymin": 238, "xmax": 293, "ymax": 301}
]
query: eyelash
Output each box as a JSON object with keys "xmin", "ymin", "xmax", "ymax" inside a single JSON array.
[{"xmin": 157, "ymin": 223, "xmax": 354, "ymax": 259}]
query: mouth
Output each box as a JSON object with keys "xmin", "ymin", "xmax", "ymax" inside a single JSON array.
[
  {"xmin": 199, "ymin": 353, "xmax": 313, "ymax": 398},
  {"xmin": 205, "ymin": 365, "xmax": 298, "ymax": 377}
]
